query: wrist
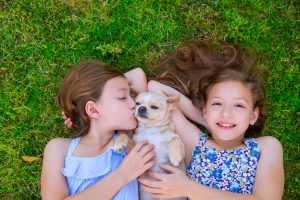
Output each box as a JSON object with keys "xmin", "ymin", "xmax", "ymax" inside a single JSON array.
[
  {"xmin": 182, "ymin": 178, "xmax": 194, "ymax": 198},
  {"xmin": 114, "ymin": 169, "xmax": 129, "ymax": 186}
]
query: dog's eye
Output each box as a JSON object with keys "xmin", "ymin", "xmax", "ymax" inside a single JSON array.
[
  {"xmin": 151, "ymin": 105, "xmax": 159, "ymax": 110},
  {"xmin": 136, "ymin": 102, "xmax": 140, "ymax": 105}
]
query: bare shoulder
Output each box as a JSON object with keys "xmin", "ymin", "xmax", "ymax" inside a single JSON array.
[
  {"xmin": 41, "ymin": 138, "xmax": 72, "ymax": 199},
  {"xmin": 256, "ymin": 136, "xmax": 283, "ymax": 159},
  {"xmin": 44, "ymin": 138, "xmax": 72, "ymax": 158},
  {"xmin": 257, "ymin": 136, "xmax": 282, "ymax": 150}
]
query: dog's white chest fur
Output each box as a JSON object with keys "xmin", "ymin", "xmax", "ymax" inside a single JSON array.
[{"xmin": 133, "ymin": 126, "xmax": 177, "ymax": 172}]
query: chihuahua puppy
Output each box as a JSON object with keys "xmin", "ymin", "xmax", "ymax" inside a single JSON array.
[{"xmin": 133, "ymin": 92, "xmax": 185, "ymax": 200}]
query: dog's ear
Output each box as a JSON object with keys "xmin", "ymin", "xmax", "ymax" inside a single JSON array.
[{"xmin": 167, "ymin": 95, "xmax": 180, "ymax": 110}]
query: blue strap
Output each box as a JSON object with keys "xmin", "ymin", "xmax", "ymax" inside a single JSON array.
[
  {"xmin": 66, "ymin": 137, "xmax": 81, "ymax": 157},
  {"xmin": 198, "ymin": 132, "xmax": 208, "ymax": 147},
  {"xmin": 243, "ymin": 137, "xmax": 259, "ymax": 149}
]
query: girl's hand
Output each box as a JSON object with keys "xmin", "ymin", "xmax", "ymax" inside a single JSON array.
[
  {"xmin": 62, "ymin": 111, "xmax": 73, "ymax": 128},
  {"xmin": 138, "ymin": 163, "xmax": 189, "ymax": 198},
  {"xmin": 117, "ymin": 141, "xmax": 155, "ymax": 183}
]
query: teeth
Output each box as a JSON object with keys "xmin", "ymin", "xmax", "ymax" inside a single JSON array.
[{"xmin": 218, "ymin": 123, "xmax": 234, "ymax": 127}]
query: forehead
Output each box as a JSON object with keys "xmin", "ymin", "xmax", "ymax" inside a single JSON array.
[
  {"xmin": 136, "ymin": 92, "xmax": 167, "ymax": 104},
  {"xmin": 209, "ymin": 80, "xmax": 253, "ymax": 101},
  {"xmin": 103, "ymin": 76, "xmax": 129, "ymax": 93}
]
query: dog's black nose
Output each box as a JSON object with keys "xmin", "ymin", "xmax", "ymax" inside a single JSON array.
[{"xmin": 138, "ymin": 106, "xmax": 147, "ymax": 113}]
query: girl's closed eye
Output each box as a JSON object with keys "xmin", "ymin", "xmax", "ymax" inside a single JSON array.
[
  {"xmin": 211, "ymin": 102, "xmax": 222, "ymax": 106},
  {"xmin": 235, "ymin": 104, "xmax": 246, "ymax": 108},
  {"xmin": 118, "ymin": 96, "xmax": 127, "ymax": 100}
]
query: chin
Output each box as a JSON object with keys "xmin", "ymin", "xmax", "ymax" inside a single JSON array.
[{"xmin": 127, "ymin": 121, "xmax": 138, "ymax": 130}]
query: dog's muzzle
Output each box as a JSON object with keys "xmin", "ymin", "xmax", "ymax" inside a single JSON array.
[{"xmin": 137, "ymin": 106, "xmax": 147, "ymax": 118}]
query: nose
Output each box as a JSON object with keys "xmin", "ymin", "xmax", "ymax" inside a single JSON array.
[
  {"xmin": 128, "ymin": 96, "xmax": 136, "ymax": 109},
  {"xmin": 138, "ymin": 106, "xmax": 147, "ymax": 114},
  {"xmin": 221, "ymin": 106, "xmax": 232, "ymax": 118}
]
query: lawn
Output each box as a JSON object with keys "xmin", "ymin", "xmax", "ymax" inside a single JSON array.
[{"xmin": 0, "ymin": 0, "xmax": 299, "ymax": 199}]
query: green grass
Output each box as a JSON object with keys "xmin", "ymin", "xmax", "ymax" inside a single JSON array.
[{"xmin": 1, "ymin": 0, "xmax": 299, "ymax": 199}]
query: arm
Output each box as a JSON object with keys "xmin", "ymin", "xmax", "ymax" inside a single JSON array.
[
  {"xmin": 124, "ymin": 68, "xmax": 147, "ymax": 93},
  {"xmin": 148, "ymin": 80, "xmax": 206, "ymax": 127},
  {"xmin": 252, "ymin": 136, "xmax": 284, "ymax": 199},
  {"xmin": 139, "ymin": 137, "xmax": 284, "ymax": 200},
  {"xmin": 41, "ymin": 139, "xmax": 155, "ymax": 200},
  {"xmin": 148, "ymin": 80, "xmax": 203, "ymax": 164},
  {"xmin": 41, "ymin": 138, "xmax": 70, "ymax": 200}
]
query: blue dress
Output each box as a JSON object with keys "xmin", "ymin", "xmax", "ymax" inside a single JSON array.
[
  {"xmin": 61, "ymin": 134, "xmax": 138, "ymax": 199},
  {"xmin": 186, "ymin": 133, "xmax": 260, "ymax": 194}
]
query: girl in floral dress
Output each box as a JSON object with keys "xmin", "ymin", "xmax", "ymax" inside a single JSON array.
[{"xmin": 139, "ymin": 39, "xmax": 284, "ymax": 199}]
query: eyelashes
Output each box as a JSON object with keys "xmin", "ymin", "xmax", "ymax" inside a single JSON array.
[{"xmin": 211, "ymin": 102, "xmax": 246, "ymax": 108}]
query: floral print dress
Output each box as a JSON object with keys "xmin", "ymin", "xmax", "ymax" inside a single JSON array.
[{"xmin": 186, "ymin": 133, "xmax": 260, "ymax": 194}]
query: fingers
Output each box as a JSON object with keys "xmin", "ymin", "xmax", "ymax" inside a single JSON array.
[
  {"xmin": 127, "ymin": 141, "xmax": 155, "ymax": 168},
  {"xmin": 132, "ymin": 140, "xmax": 149, "ymax": 152},
  {"xmin": 139, "ymin": 177, "xmax": 159, "ymax": 188},
  {"xmin": 144, "ymin": 160, "xmax": 155, "ymax": 170},
  {"xmin": 62, "ymin": 111, "xmax": 73, "ymax": 128},
  {"xmin": 62, "ymin": 111, "xmax": 67, "ymax": 120},
  {"xmin": 64, "ymin": 118, "xmax": 73, "ymax": 128},
  {"xmin": 142, "ymin": 151, "xmax": 155, "ymax": 164},
  {"xmin": 147, "ymin": 171, "xmax": 165, "ymax": 181},
  {"xmin": 159, "ymin": 163, "xmax": 178, "ymax": 173},
  {"xmin": 136, "ymin": 142, "xmax": 155, "ymax": 168},
  {"xmin": 140, "ymin": 183, "xmax": 162, "ymax": 195},
  {"xmin": 138, "ymin": 142, "xmax": 155, "ymax": 157}
]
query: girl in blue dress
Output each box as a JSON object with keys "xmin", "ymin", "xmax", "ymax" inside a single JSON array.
[
  {"xmin": 41, "ymin": 61, "xmax": 154, "ymax": 199},
  {"xmin": 139, "ymin": 39, "xmax": 284, "ymax": 199}
]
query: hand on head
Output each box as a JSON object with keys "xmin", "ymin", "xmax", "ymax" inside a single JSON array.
[{"xmin": 62, "ymin": 111, "xmax": 73, "ymax": 128}]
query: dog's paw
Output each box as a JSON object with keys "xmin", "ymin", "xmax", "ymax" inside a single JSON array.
[
  {"xmin": 113, "ymin": 134, "xmax": 134, "ymax": 153},
  {"xmin": 168, "ymin": 137, "xmax": 185, "ymax": 166}
]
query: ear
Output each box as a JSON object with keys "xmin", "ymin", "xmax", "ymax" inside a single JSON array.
[
  {"xmin": 250, "ymin": 107, "xmax": 259, "ymax": 125},
  {"xmin": 85, "ymin": 101, "xmax": 100, "ymax": 119},
  {"xmin": 167, "ymin": 95, "xmax": 180, "ymax": 110}
]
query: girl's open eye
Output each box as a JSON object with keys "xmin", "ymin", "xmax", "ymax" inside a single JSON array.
[{"xmin": 151, "ymin": 105, "xmax": 159, "ymax": 110}]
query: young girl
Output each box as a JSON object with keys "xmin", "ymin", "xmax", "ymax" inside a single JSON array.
[
  {"xmin": 41, "ymin": 61, "xmax": 155, "ymax": 200},
  {"xmin": 138, "ymin": 39, "xmax": 284, "ymax": 199}
]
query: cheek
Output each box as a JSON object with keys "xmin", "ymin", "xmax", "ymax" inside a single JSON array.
[
  {"xmin": 148, "ymin": 110, "xmax": 162, "ymax": 120},
  {"xmin": 205, "ymin": 107, "xmax": 219, "ymax": 117}
]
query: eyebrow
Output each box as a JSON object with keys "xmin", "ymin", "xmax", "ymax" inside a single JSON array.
[
  {"xmin": 211, "ymin": 97, "xmax": 249, "ymax": 102},
  {"xmin": 117, "ymin": 88, "xmax": 128, "ymax": 91},
  {"xmin": 235, "ymin": 98, "xmax": 248, "ymax": 101},
  {"xmin": 116, "ymin": 88, "xmax": 129, "ymax": 93}
]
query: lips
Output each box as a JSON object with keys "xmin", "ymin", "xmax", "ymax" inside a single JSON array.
[{"xmin": 217, "ymin": 122, "xmax": 236, "ymax": 129}]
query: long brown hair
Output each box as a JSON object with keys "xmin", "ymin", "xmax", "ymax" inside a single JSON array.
[
  {"xmin": 57, "ymin": 60, "xmax": 123, "ymax": 137},
  {"xmin": 155, "ymin": 39, "xmax": 267, "ymax": 137}
]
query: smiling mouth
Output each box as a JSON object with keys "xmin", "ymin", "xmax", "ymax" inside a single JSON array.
[{"xmin": 217, "ymin": 123, "xmax": 236, "ymax": 128}]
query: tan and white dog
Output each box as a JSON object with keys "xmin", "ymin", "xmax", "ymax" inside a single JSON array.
[{"xmin": 133, "ymin": 92, "xmax": 185, "ymax": 200}]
